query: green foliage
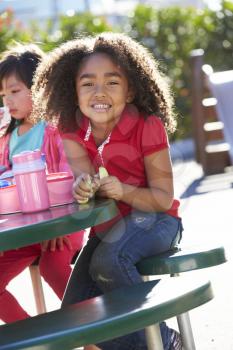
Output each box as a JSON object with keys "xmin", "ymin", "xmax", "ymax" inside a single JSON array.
[
  {"xmin": 1, "ymin": 2, "xmax": 233, "ymax": 140},
  {"xmin": 203, "ymin": 0, "xmax": 233, "ymax": 70},
  {"xmin": 29, "ymin": 12, "xmax": 112, "ymax": 52},
  {"xmin": 124, "ymin": 1, "xmax": 233, "ymax": 139},
  {"xmin": 0, "ymin": 9, "xmax": 32, "ymax": 54}
]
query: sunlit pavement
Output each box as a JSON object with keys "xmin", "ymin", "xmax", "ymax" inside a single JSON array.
[
  {"xmin": 2, "ymin": 159, "xmax": 233, "ymax": 349},
  {"xmin": 173, "ymin": 160, "xmax": 233, "ymax": 350}
]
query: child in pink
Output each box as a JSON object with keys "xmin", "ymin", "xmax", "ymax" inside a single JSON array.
[{"xmin": 0, "ymin": 43, "xmax": 86, "ymax": 323}]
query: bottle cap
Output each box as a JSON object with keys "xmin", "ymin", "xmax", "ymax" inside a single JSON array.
[{"xmin": 0, "ymin": 179, "xmax": 11, "ymax": 188}]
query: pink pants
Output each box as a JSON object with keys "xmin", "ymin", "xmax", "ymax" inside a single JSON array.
[{"xmin": 0, "ymin": 230, "xmax": 87, "ymax": 323}]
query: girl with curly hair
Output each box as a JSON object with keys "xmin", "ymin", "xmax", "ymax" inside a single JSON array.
[
  {"xmin": 0, "ymin": 43, "xmax": 86, "ymax": 323},
  {"xmin": 33, "ymin": 32, "xmax": 183, "ymax": 350}
]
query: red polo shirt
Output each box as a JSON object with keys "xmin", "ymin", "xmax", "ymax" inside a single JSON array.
[{"xmin": 63, "ymin": 106, "xmax": 180, "ymax": 233}]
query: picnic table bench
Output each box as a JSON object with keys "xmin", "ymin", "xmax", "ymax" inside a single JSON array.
[
  {"xmin": 29, "ymin": 237, "xmax": 227, "ymax": 349},
  {"xmin": 137, "ymin": 244, "xmax": 227, "ymax": 349},
  {"xmin": 0, "ymin": 277, "xmax": 213, "ymax": 350}
]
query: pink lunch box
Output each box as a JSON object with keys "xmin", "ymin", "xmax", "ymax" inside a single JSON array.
[
  {"xmin": 0, "ymin": 184, "xmax": 21, "ymax": 214},
  {"xmin": 46, "ymin": 172, "xmax": 74, "ymax": 207}
]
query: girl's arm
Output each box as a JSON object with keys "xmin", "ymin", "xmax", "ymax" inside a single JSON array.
[
  {"xmin": 98, "ymin": 148, "xmax": 174, "ymax": 212},
  {"xmin": 62, "ymin": 139, "xmax": 95, "ymax": 177}
]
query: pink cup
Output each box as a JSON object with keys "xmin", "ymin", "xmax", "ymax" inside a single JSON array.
[{"xmin": 12, "ymin": 150, "xmax": 50, "ymax": 213}]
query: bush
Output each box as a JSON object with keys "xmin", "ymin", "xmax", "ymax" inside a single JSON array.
[
  {"xmin": 124, "ymin": 1, "xmax": 233, "ymax": 139},
  {"xmin": 29, "ymin": 12, "xmax": 112, "ymax": 52},
  {"xmin": 0, "ymin": 8, "xmax": 32, "ymax": 53}
]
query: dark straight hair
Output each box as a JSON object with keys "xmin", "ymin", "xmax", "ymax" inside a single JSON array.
[{"xmin": 0, "ymin": 43, "xmax": 44, "ymax": 134}]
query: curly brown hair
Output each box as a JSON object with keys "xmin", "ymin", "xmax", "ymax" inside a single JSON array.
[{"xmin": 32, "ymin": 32, "xmax": 177, "ymax": 133}]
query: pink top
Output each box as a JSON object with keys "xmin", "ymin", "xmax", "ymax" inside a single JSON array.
[
  {"xmin": 0, "ymin": 124, "xmax": 86, "ymax": 249},
  {"xmin": 0, "ymin": 125, "xmax": 72, "ymax": 174}
]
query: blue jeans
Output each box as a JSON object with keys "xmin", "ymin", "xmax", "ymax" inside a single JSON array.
[{"xmin": 62, "ymin": 211, "xmax": 183, "ymax": 350}]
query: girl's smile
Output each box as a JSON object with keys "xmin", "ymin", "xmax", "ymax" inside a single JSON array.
[
  {"xmin": 76, "ymin": 53, "xmax": 133, "ymax": 130},
  {"xmin": 91, "ymin": 103, "xmax": 112, "ymax": 113}
]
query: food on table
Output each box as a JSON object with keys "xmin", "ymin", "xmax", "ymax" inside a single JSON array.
[
  {"xmin": 77, "ymin": 174, "xmax": 94, "ymax": 204},
  {"xmin": 99, "ymin": 166, "xmax": 109, "ymax": 179},
  {"xmin": 77, "ymin": 168, "xmax": 109, "ymax": 204}
]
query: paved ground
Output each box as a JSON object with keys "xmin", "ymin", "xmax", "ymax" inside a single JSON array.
[
  {"xmin": 2, "ymin": 158, "xmax": 233, "ymax": 349},
  {"xmin": 171, "ymin": 159, "xmax": 233, "ymax": 350}
]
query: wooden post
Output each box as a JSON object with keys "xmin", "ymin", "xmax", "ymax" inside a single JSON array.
[
  {"xmin": 190, "ymin": 49, "xmax": 206, "ymax": 166},
  {"xmin": 190, "ymin": 49, "xmax": 230, "ymax": 174}
]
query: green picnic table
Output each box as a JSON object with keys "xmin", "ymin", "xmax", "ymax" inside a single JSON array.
[
  {"xmin": 0, "ymin": 198, "xmax": 118, "ymax": 251},
  {"xmin": 0, "ymin": 198, "xmax": 218, "ymax": 350}
]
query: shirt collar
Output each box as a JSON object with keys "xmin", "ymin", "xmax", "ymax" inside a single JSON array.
[{"xmin": 81, "ymin": 104, "xmax": 141, "ymax": 143}]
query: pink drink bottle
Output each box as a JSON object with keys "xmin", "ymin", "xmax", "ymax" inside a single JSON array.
[{"xmin": 12, "ymin": 150, "xmax": 50, "ymax": 213}]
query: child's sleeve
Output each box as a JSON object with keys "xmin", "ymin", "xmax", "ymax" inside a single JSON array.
[
  {"xmin": 43, "ymin": 126, "xmax": 72, "ymax": 174},
  {"xmin": 62, "ymin": 132, "xmax": 85, "ymax": 147},
  {"xmin": 141, "ymin": 116, "xmax": 169, "ymax": 156},
  {"xmin": 0, "ymin": 134, "xmax": 11, "ymax": 169}
]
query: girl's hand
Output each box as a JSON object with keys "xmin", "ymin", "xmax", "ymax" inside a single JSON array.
[
  {"xmin": 0, "ymin": 251, "xmax": 4, "ymax": 257},
  {"xmin": 98, "ymin": 176, "xmax": 123, "ymax": 201},
  {"xmin": 73, "ymin": 173, "xmax": 100, "ymax": 203},
  {"xmin": 41, "ymin": 236, "xmax": 73, "ymax": 252}
]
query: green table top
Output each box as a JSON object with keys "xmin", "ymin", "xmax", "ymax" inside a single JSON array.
[{"xmin": 0, "ymin": 198, "xmax": 118, "ymax": 252}]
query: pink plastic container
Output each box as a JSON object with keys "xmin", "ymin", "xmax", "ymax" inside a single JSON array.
[
  {"xmin": 0, "ymin": 184, "xmax": 20, "ymax": 214},
  {"xmin": 47, "ymin": 172, "xmax": 74, "ymax": 207},
  {"xmin": 12, "ymin": 150, "xmax": 50, "ymax": 213}
]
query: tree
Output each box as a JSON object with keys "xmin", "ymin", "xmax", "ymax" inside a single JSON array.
[{"xmin": 0, "ymin": 8, "xmax": 31, "ymax": 53}]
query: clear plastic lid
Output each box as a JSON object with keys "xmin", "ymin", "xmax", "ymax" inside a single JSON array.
[{"xmin": 0, "ymin": 179, "xmax": 11, "ymax": 188}]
